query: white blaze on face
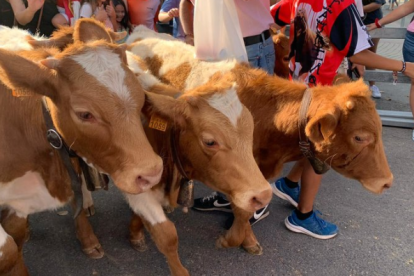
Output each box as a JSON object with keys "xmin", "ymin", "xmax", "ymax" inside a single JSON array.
[
  {"xmin": 71, "ymin": 48, "xmax": 131, "ymax": 102},
  {"xmin": 207, "ymin": 84, "xmax": 243, "ymax": 126}
]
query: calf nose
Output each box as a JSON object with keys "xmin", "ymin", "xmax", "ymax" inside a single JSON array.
[
  {"xmin": 383, "ymin": 174, "xmax": 394, "ymax": 190},
  {"xmin": 136, "ymin": 165, "xmax": 163, "ymax": 191},
  {"xmin": 249, "ymin": 188, "xmax": 273, "ymax": 211}
]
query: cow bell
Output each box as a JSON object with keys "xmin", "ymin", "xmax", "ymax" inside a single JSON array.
[
  {"xmin": 308, "ymin": 156, "xmax": 330, "ymax": 175},
  {"xmin": 177, "ymin": 179, "xmax": 194, "ymax": 209}
]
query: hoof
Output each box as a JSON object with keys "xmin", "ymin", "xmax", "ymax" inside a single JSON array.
[
  {"xmin": 243, "ymin": 243, "xmax": 263, "ymax": 255},
  {"xmin": 84, "ymin": 205, "xmax": 96, "ymax": 217},
  {"xmin": 215, "ymin": 235, "xmax": 228, "ymax": 249},
  {"xmin": 83, "ymin": 244, "xmax": 104, "ymax": 259},
  {"xmin": 163, "ymin": 206, "xmax": 174, "ymax": 214},
  {"xmin": 131, "ymin": 239, "xmax": 148, "ymax": 252}
]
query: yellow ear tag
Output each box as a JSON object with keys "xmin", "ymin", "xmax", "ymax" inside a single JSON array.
[{"xmin": 149, "ymin": 115, "xmax": 168, "ymax": 132}]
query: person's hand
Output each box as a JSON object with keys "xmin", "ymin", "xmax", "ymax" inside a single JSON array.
[
  {"xmin": 367, "ymin": 23, "xmax": 377, "ymax": 31},
  {"xmin": 96, "ymin": 6, "xmax": 108, "ymax": 22},
  {"xmin": 168, "ymin": 8, "xmax": 179, "ymax": 18},
  {"xmin": 106, "ymin": 1, "xmax": 115, "ymax": 18},
  {"xmin": 27, "ymin": 0, "xmax": 45, "ymax": 13},
  {"xmin": 352, "ymin": 63, "xmax": 365, "ymax": 77}
]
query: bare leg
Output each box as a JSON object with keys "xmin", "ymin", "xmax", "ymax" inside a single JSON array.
[
  {"xmin": 297, "ymin": 160, "xmax": 323, "ymax": 213},
  {"xmin": 286, "ymin": 158, "xmax": 305, "ymax": 182}
]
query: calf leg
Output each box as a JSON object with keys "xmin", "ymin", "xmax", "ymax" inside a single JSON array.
[
  {"xmin": 81, "ymin": 177, "xmax": 95, "ymax": 217},
  {"xmin": 129, "ymin": 213, "xmax": 147, "ymax": 252},
  {"xmin": 216, "ymin": 206, "xmax": 263, "ymax": 255},
  {"xmin": 143, "ymin": 219, "xmax": 189, "ymax": 276},
  {"xmin": 0, "ymin": 215, "xmax": 29, "ymax": 276},
  {"xmin": 125, "ymin": 192, "xmax": 189, "ymax": 276},
  {"xmin": 71, "ymin": 201, "xmax": 104, "ymax": 259}
]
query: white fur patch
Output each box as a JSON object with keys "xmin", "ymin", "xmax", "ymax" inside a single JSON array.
[
  {"xmin": 71, "ymin": 48, "xmax": 131, "ymax": 102},
  {"xmin": 0, "ymin": 171, "xmax": 65, "ymax": 216},
  {"xmin": 0, "ymin": 226, "xmax": 8, "ymax": 258},
  {"xmin": 126, "ymin": 27, "xmax": 238, "ymax": 92},
  {"xmin": 126, "ymin": 51, "xmax": 161, "ymax": 89},
  {"xmin": 207, "ymin": 84, "xmax": 243, "ymax": 126},
  {"xmin": 0, "ymin": 26, "xmax": 44, "ymax": 51},
  {"xmin": 124, "ymin": 190, "xmax": 167, "ymax": 225}
]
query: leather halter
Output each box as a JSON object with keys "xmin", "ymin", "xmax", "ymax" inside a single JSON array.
[
  {"xmin": 298, "ymin": 88, "xmax": 331, "ymax": 175},
  {"xmin": 169, "ymin": 127, "xmax": 194, "ymax": 208},
  {"xmin": 170, "ymin": 127, "xmax": 190, "ymax": 180},
  {"xmin": 42, "ymin": 98, "xmax": 94, "ymax": 218}
]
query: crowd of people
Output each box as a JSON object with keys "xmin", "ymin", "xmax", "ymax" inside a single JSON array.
[{"xmin": 0, "ymin": 0, "xmax": 412, "ymax": 240}]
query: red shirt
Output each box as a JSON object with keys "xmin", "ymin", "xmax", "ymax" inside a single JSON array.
[{"xmin": 271, "ymin": 0, "xmax": 373, "ymax": 86}]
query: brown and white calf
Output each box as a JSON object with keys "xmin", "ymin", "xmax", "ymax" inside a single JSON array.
[{"xmin": 0, "ymin": 20, "xmax": 165, "ymax": 275}]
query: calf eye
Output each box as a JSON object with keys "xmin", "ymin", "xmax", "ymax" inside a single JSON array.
[
  {"xmin": 355, "ymin": 136, "xmax": 363, "ymax": 142},
  {"xmin": 77, "ymin": 112, "xmax": 95, "ymax": 121},
  {"xmin": 204, "ymin": 139, "xmax": 217, "ymax": 147}
]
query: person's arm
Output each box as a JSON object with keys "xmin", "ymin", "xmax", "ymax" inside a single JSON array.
[
  {"xmin": 158, "ymin": 8, "xmax": 179, "ymax": 22},
  {"xmin": 349, "ymin": 50, "xmax": 414, "ymax": 78},
  {"xmin": 368, "ymin": 0, "xmax": 414, "ymax": 30},
  {"xmin": 9, "ymin": 0, "xmax": 44, "ymax": 25},
  {"xmin": 179, "ymin": 0, "xmax": 193, "ymax": 41},
  {"xmin": 363, "ymin": 2, "xmax": 382, "ymax": 13},
  {"xmin": 106, "ymin": 1, "xmax": 117, "ymax": 31}
]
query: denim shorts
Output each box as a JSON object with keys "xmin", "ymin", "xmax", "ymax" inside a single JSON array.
[
  {"xmin": 403, "ymin": 31, "xmax": 414, "ymax": 62},
  {"xmin": 245, "ymin": 36, "xmax": 275, "ymax": 75}
]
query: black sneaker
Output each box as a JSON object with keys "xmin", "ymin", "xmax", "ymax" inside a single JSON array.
[
  {"xmin": 224, "ymin": 205, "xmax": 270, "ymax": 229},
  {"xmin": 192, "ymin": 192, "xmax": 232, "ymax": 212},
  {"xmin": 249, "ymin": 205, "xmax": 270, "ymax": 226}
]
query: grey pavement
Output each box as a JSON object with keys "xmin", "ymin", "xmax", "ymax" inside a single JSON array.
[{"xmin": 19, "ymin": 3, "xmax": 414, "ymax": 276}]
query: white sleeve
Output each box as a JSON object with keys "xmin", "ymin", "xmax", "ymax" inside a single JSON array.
[{"xmin": 80, "ymin": 3, "xmax": 93, "ymax": 18}]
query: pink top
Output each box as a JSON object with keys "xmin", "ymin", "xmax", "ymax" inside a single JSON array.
[
  {"xmin": 407, "ymin": 20, "xmax": 414, "ymax": 32},
  {"xmin": 191, "ymin": 0, "xmax": 273, "ymax": 37},
  {"xmin": 234, "ymin": 0, "xmax": 273, "ymax": 37}
]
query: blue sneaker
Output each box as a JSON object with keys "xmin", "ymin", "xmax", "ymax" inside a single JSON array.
[
  {"xmin": 285, "ymin": 210, "xmax": 338, "ymax": 240},
  {"xmin": 271, "ymin": 178, "xmax": 300, "ymax": 207}
]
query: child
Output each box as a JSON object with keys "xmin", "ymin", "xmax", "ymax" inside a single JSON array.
[
  {"xmin": 112, "ymin": 0, "xmax": 130, "ymax": 43},
  {"xmin": 80, "ymin": 0, "xmax": 116, "ymax": 30},
  {"xmin": 158, "ymin": 0, "xmax": 185, "ymax": 40}
]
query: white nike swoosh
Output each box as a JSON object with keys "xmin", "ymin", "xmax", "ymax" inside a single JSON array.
[
  {"xmin": 213, "ymin": 200, "xmax": 230, "ymax": 207},
  {"xmin": 254, "ymin": 207, "xmax": 267, "ymax": 220}
]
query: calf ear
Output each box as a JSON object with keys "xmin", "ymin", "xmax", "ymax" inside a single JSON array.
[
  {"xmin": 305, "ymin": 107, "xmax": 340, "ymax": 143},
  {"xmin": 74, "ymin": 18, "xmax": 112, "ymax": 43},
  {"xmin": 143, "ymin": 91, "xmax": 189, "ymax": 128},
  {"xmin": 109, "ymin": 30, "xmax": 128, "ymax": 42},
  {"xmin": 0, "ymin": 49, "xmax": 58, "ymax": 98},
  {"xmin": 28, "ymin": 26, "xmax": 74, "ymax": 50}
]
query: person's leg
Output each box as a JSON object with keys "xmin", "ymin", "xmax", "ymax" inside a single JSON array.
[
  {"xmin": 367, "ymin": 38, "xmax": 381, "ymax": 98},
  {"xmin": 272, "ymin": 159, "xmax": 304, "ymax": 207},
  {"xmin": 260, "ymin": 36, "xmax": 276, "ymax": 75},
  {"xmin": 403, "ymin": 31, "xmax": 414, "ymax": 138},
  {"xmin": 284, "ymin": 160, "xmax": 338, "ymax": 239}
]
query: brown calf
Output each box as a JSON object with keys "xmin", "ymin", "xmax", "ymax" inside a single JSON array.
[{"xmin": 0, "ymin": 20, "xmax": 164, "ymax": 275}]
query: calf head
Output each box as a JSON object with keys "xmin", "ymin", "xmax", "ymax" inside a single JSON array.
[
  {"xmin": 144, "ymin": 83, "xmax": 272, "ymax": 213},
  {"xmin": 306, "ymin": 80, "xmax": 393, "ymax": 193},
  {"xmin": 0, "ymin": 19, "xmax": 162, "ymax": 194}
]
